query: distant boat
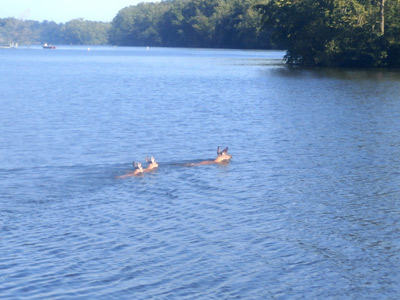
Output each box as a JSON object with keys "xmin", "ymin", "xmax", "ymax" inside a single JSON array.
[{"xmin": 42, "ymin": 43, "xmax": 56, "ymax": 49}]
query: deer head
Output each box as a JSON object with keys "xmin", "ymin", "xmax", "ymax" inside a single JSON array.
[{"xmin": 215, "ymin": 146, "xmax": 232, "ymax": 163}]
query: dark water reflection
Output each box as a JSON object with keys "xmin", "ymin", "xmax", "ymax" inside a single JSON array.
[{"xmin": 0, "ymin": 47, "xmax": 399, "ymax": 299}]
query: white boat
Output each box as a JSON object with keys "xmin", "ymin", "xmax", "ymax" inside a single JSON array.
[{"xmin": 42, "ymin": 43, "xmax": 56, "ymax": 49}]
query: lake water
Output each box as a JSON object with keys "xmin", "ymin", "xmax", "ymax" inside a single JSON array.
[{"xmin": 1, "ymin": 46, "xmax": 399, "ymax": 299}]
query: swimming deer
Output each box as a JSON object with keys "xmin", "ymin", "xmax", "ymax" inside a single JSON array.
[
  {"xmin": 117, "ymin": 162, "xmax": 144, "ymax": 178},
  {"xmin": 189, "ymin": 147, "xmax": 232, "ymax": 166},
  {"xmin": 144, "ymin": 156, "xmax": 158, "ymax": 172}
]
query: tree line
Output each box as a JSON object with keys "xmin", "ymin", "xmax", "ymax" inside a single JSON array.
[
  {"xmin": 109, "ymin": 0, "xmax": 272, "ymax": 49},
  {"xmin": 0, "ymin": 18, "xmax": 110, "ymax": 46},
  {"xmin": 256, "ymin": 0, "xmax": 400, "ymax": 67},
  {"xmin": 0, "ymin": 0, "xmax": 272, "ymax": 49},
  {"xmin": 1, "ymin": 0, "xmax": 400, "ymax": 67}
]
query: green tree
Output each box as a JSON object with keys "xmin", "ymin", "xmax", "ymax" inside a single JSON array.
[
  {"xmin": 63, "ymin": 19, "xmax": 110, "ymax": 45},
  {"xmin": 211, "ymin": 0, "xmax": 272, "ymax": 49},
  {"xmin": 158, "ymin": 2, "xmax": 186, "ymax": 46},
  {"xmin": 0, "ymin": 18, "xmax": 33, "ymax": 45},
  {"xmin": 178, "ymin": 0, "xmax": 217, "ymax": 47},
  {"xmin": 109, "ymin": 0, "xmax": 271, "ymax": 49},
  {"xmin": 109, "ymin": 3, "xmax": 167, "ymax": 46},
  {"xmin": 256, "ymin": 0, "xmax": 400, "ymax": 67},
  {"xmin": 38, "ymin": 21, "xmax": 64, "ymax": 44},
  {"xmin": 257, "ymin": 0, "xmax": 332, "ymax": 65}
]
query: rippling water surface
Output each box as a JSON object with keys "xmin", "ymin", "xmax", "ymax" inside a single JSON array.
[{"xmin": 1, "ymin": 46, "xmax": 400, "ymax": 299}]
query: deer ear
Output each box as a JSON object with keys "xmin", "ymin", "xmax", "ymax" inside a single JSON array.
[
  {"xmin": 151, "ymin": 156, "xmax": 155, "ymax": 163},
  {"xmin": 222, "ymin": 147, "xmax": 228, "ymax": 154},
  {"xmin": 133, "ymin": 162, "xmax": 137, "ymax": 168},
  {"xmin": 217, "ymin": 146, "xmax": 221, "ymax": 155}
]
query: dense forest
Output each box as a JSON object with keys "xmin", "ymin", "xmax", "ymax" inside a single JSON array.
[
  {"xmin": 256, "ymin": 0, "xmax": 400, "ymax": 67},
  {"xmin": 1, "ymin": 0, "xmax": 400, "ymax": 67},
  {"xmin": 0, "ymin": 0, "xmax": 271, "ymax": 49},
  {"xmin": 0, "ymin": 18, "xmax": 110, "ymax": 45},
  {"xmin": 109, "ymin": 0, "xmax": 272, "ymax": 49}
]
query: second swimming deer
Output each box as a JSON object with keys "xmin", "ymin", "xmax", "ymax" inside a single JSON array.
[
  {"xmin": 144, "ymin": 156, "xmax": 159, "ymax": 172},
  {"xmin": 117, "ymin": 162, "xmax": 144, "ymax": 178}
]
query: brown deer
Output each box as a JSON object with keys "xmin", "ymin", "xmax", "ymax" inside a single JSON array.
[
  {"xmin": 144, "ymin": 156, "xmax": 159, "ymax": 172},
  {"xmin": 188, "ymin": 147, "xmax": 232, "ymax": 166},
  {"xmin": 117, "ymin": 162, "xmax": 144, "ymax": 178}
]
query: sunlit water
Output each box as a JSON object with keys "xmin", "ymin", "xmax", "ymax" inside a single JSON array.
[{"xmin": 1, "ymin": 46, "xmax": 399, "ymax": 299}]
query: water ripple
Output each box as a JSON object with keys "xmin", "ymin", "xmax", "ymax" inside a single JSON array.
[{"xmin": 1, "ymin": 48, "xmax": 399, "ymax": 299}]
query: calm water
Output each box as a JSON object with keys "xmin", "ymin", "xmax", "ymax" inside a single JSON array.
[{"xmin": 1, "ymin": 46, "xmax": 400, "ymax": 299}]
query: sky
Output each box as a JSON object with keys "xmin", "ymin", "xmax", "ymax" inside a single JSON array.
[{"xmin": 0, "ymin": 0, "xmax": 158, "ymax": 23}]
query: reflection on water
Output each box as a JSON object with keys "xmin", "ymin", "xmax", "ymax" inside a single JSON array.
[
  {"xmin": 270, "ymin": 64, "xmax": 400, "ymax": 80},
  {"xmin": 0, "ymin": 47, "xmax": 399, "ymax": 299}
]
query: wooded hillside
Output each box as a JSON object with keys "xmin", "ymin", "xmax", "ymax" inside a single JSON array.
[{"xmin": 1, "ymin": 0, "xmax": 400, "ymax": 67}]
